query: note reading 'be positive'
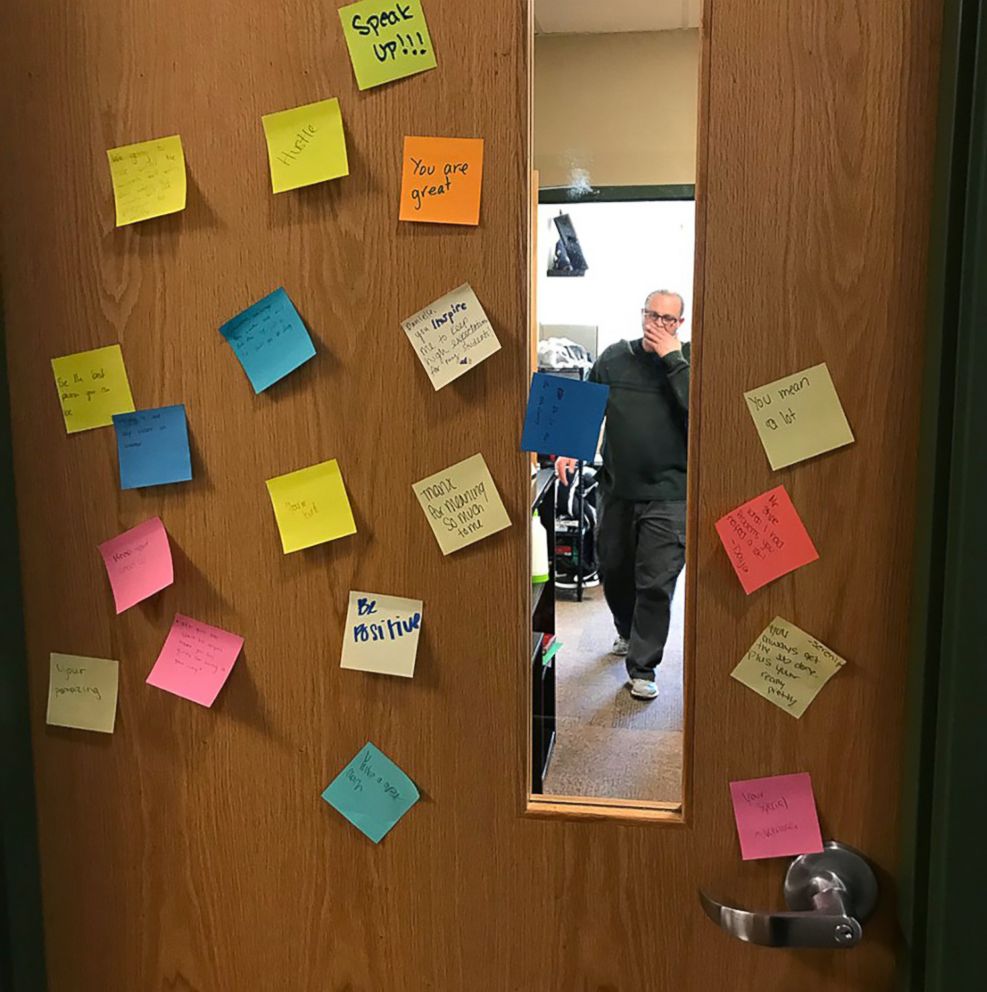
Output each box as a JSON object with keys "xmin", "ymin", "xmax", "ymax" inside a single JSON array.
[
  {"xmin": 339, "ymin": 0, "xmax": 437, "ymax": 90},
  {"xmin": 714, "ymin": 485, "xmax": 818, "ymax": 594},
  {"xmin": 51, "ymin": 344, "xmax": 135, "ymax": 434},
  {"xmin": 261, "ymin": 97, "xmax": 349, "ymax": 194},
  {"xmin": 399, "ymin": 136, "xmax": 484, "ymax": 225},
  {"xmin": 340, "ymin": 591, "xmax": 423, "ymax": 678},
  {"xmin": 401, "ymin": 284, "xmax": 501, "ymax": 390},
  {"xmin": 98, "ymin": 516, "xmax": 174, "ymax": 614},
  {"xmin": 744, "ymin": 362, "xmax": 854, "ymax": 470},
  {"xmin": 521, "ymin": 372, "xmax": 609, "ymax": 462},
  {"xmin": 729, "ymin": 772, "xmax": 825, "ymax": 861},
  {"xmin": 731, "ymin": 617, "xmax": 847, "ymax": 718}
]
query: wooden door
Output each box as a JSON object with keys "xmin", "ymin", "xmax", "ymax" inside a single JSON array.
[{"xmin": 0, "ymin": 1, "xmax": 941, "ymax": 990}]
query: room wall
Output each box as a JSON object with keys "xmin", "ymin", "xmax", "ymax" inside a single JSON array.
[{"xmin": 534, "ymin": 30, "xmax": 700, "ymax": 189}]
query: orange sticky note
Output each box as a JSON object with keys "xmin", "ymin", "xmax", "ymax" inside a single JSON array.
[
  {"xmin": 714, "ymin": 485, "xmax": 819, "ymax": 594},
  {"xmin": 399, "ymin": 136, "xmax": 484, "ymax": 225}
]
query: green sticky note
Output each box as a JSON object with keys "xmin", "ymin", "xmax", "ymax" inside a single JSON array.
[
  {"xmin": 321, "ymin": 742, "xmax": 420, "ymax": 843},
  {"xmin": 261, "ymin": 98, "xmax": 349, "ymax": 194},
  {"xmin": 338, "ymin": 0, "xmax": 438, "ymax": 90}
]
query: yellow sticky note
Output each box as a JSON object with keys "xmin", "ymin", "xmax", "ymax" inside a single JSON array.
[
  {"xmin": 106, "ymin": 135, "xmax": 186, "ymax": 226},
  {"xmin": 46, "ymin": 653, "xmax": 119, "ymax": 734},
  {"xmin": 340, "ymin": 591, "xmax": 423, "ymax": 678},
  {"xmin": 412, "ymin": 453, "xmax": 511, "ymax": 555},
  {"xmin": 266, "ymin": 458, "xmax": 357, "ymax": 553},
  {"xmin": 744, "ymin": 362, "xmax": 854, "ymax": 470},
  {"xmin": 261, "ymin": 98, "xmax": 349, "ymax": 194},
  {"xmin": 51, "ymin": 344, "xmax": 136, "ymax": 433},
  {"xmin": 339, "ymin": 0, "xmax": 438, "ymax": 90},
  {"xmin": 731, "ymin": 617, "xmax": 847, "ymax": 718}
]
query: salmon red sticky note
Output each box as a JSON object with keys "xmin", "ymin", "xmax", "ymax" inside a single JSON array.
[
  {"xmin": 261, "ymin": 97, "xmax": 349, "ymax": 194},
  {"xmin": 98, "ymin": 517, "xmax": 174, "ymax": 614},
  {"xmin": 51, "ymin": 344, "xmax": 136, "ymax": 433},
  {"xmin": 399, "ymin": 136, "xmax": 484, "ymax": 225},
  {"xmin": 106, "ymin": 134, "xmax": 186, "ymax": 226},
  {"xmin": 47, "ymin": 653, "xmax": 119, "ymax": 734},
  {"xmin": 146, "ymin": 614, "xmax": 244, "ymax": 707},
  {"xmin": 266, "ymin": 458, "xmax": 357, "ymax": 553},
  {"xmin": 714, "ymin": 485, "xmax": 818, "ymax": 594},
  {"xmin": 729, "ymin": 772, "xmax": 825, "ymax": 860},
  {"xmin": 338, "ymin": 0, "xmax": 438, "ymax": 90}
]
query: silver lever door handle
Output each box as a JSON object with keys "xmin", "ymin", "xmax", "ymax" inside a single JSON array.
[{"xmin": 699, "ymin": 841, "xmax": 878, "ymax": 949}]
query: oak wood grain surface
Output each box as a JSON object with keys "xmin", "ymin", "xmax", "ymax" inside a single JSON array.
[{"xmin": 0, "ymin": 1, "xmax": 940, "ymax": 989}]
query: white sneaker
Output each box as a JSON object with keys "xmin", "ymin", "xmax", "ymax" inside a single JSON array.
[
  {"xmin": 629, "ymin": 679, "xmax": 659, "ymax": 700},
  {"xmin": 611, "ymin": 636, "xmax": 629, "ymax": 656}
]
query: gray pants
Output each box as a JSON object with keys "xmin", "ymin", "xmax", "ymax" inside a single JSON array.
[{"xmin": 597, "ymin": 494, "xmax": 686, "ymax": 681}]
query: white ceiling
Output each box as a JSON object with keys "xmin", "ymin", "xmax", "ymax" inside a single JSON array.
[{"xmin": 535, "ymin": 0, "xmax": 702, "ymax": 34}]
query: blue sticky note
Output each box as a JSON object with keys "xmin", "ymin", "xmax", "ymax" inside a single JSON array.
[
  {"xmin": 321, "ymin": 741, "xmax": 420, "ymax": 844},
  {"xmin": 219, "ymin": 288, "xmax": 316, "ymax": 393},
  {"xmin": 520, "ymin": 372, "xmax": 609, "ymax": 462},
  {"xmin": 112, "ymin": 405, "xmax": 192, "ymax": 490}
]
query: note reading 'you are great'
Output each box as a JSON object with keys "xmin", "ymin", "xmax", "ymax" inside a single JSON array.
[
  {"xmin": 106, "ymin": 134, "xmax": 186, "ymax": 227},
  {"xmin": 266, "ymin": 458, "xmax": 357, "ymax": 553},
  {"xmin": 46, "ymin": 653, "xmax": 119, "ymax": 734},
  {"xmin": 412, "ymin": 453, "xmax": 511, "ymax": 555},
  {"xmin": 261, "ymin": 97, "xmax": 349, "ymax": 194},
  {"xmin": 401, "ymin": 284, "xmax": 501, "ymax": 389},
  {"xmin": 51, "ymin": 344, "xmax": 136, "ymax": 433},
  {"xmin": 714, "ymin": 485, "xmax": 819, "ymax": 594},
  {"xmin": 340, "ymin": 591, "xmax": 423, "ymax": 678},
  {"xmin": 338, "ymin": 0, "xmax": 437, "ymax": 90},
  {"xmin": 399, "ymin": 136, "xmax": 484, "ymax": 225},
  {"xmin": 744, "ymin": 362, "xmax": 855, "ymax": 470},
  {"xmin": 731, "ymin": 617, "xmax": 847, "ymax": 718},
  {"xmin": 729, "ymin": 772, "xmax": 825, "ymax": 861}
]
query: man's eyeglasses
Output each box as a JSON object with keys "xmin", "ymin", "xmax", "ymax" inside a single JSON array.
[{"xmin": 641, "ymin": 309, "xmax": 682, "ymax": 328}]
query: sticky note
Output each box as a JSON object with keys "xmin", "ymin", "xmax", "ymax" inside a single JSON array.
[
  {"xmin": 401, "ymin": 284, "xmax": 501, "ymax": 389},
  {"xmin": 399, "ymin": 136, "xmax": 484, "ymax": 225},
  {"xmin": 744, "ymin": 363, "xmax": 854, "ymax": 470},
  {"xmin": 98, "ymin": 517, "xmax": 174, "ymax": 614},
  {"xmin": 338, "ymin": 0, "xmax": 437, "ymax": 90},
  {"xmin": 730, "ymin": 772, "xmax": 825, "ymax": 860},
  {"xmin": 51, "ymin": 344, "xmax": 136, "ymax": 433},
  {"xmin": 340, "ymin": 591, "xmax": 423, "ymax": 678},
  {"xmin": 113, "ymin": 405, "xmax": 192, "ymax": 490},
  {"xmin": 412, "ymin": 452, "xmax": 511, "ymax": 555},
  {"xmin": 46, "ymin": 653, "xmax": 119, "ymax": 734},
  {"xmin": 731, "ymin": 617, "xmax": 847, "ymax": 718},
  {"xmin": 106, "ymin": 135, "xmax": 186, "ymax": 226},
  {"xmin": 266, "ymin": 458, "xmax": 357, "ymax": 553},
  {"xmin": 521, "ymin": 372, "xmax": 609, "ymax": 462},
  {"xmin": 220, "ymin": 288, "xmax": 316, "ymax": 393},
  {"xmin": 261, "ymin": 97, "xmax": 348, "ymax": 194},
  {"xmin": 714, "ymin": 485, "xmax": 818, "ymax": 594},
  {"xmin": 321, "ymin": 741, "xmax": 420, "ymax": 843},
  {"xmin": 146, "ymin": 614, "xmax": 244, "ymax": 707}
]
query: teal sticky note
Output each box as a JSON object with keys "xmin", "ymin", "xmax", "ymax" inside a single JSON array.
[
  {"xmin": 220, "ymin": 288, "xmax": 316, "ymax": 393},
  {"xmin": 112, "ymin": 404, "xmax": 192, "ymax": 490},
  {"xmin": 321, "ymin": 741, "xmax": 420, "ymax": 843}
]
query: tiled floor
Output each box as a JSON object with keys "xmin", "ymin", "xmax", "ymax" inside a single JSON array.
[{"xmin": 543, "ymin": 576, "xmax": 685, "ymax": 803}]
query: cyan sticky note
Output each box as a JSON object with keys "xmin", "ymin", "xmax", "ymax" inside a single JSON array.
[
  {"xmin": 520, "ymin": 372, "xmax": 609, "ymax": 462},
  {"xmin": 113, "ymin": 405, "xmax": 192, "ymax": 490},
  {"xmin": 321, "ymin": 741, "xmax": 420, "ymax": 844},
  {"xmin": 220, "ymin": 288, "xmax": 316, "ymax": 393}
]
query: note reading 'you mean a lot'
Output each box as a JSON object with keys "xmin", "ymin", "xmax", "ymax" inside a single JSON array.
[
  {"xmin": 51, "ymin": 344, "xmax": 135, "ymax": 434},
  {"xmin": 401, "ymin": 284, "xmax": 501, "ymax": 390},
  {"xmin": 338, "ymin": 0, "xmax": 437, "ymax": 90},
  {"xmin": 98, "ymin": 516, "xmax": 174, "ymax": 614},
  {"xmin": 261, "ymin": 97, "xmax": 349, "ymax": 194},
  {"xmin": 729, "ymin": 772, "xmax": 825, "ymax": 861},
  {"xmin": 146, "ymin": 614, "xmax": 244, "ymax": 707},
  {"xmin": 412, "ymin": 453, "xmax": 511, "ymax": 555},
  {"xmin": 744, "ymin": 362, "xmax": 855, "ymax": 470},
  {"xmin": 340, "ymin": 591, "xmax": 423, "ymax": 678},
  {"xmin": 731, "ymin": 617, "xmax": 847, "ymax": 718},
  {"xmin": 714, "ymin": 485, "xmax": 818, "ymax": 595},
  {"xmin": 106, "ymin": 134, "xmax": 186, "ymax": 227},
  {"xmin": 321, "ymin": 741, "xmax": 420, "ymax": 843},
  {"xmin": 46, "ymin": 653, "xmax": 119, "ymax": 734},
  {"xmin": 399, "ymin": 136, "xmax": 484, "ymax": 225}
]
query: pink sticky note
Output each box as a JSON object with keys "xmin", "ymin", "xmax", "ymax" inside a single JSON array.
[
  {"xmin": 714, "ymin": 485, "xmax": 819, "ymax": 594},
  {"xmin": 729, "ymin": 772, "xmax": 825, "ymax": 860},
  {"xmin": 146, "ymin": 614, "xmax": 244, "ymax": 707},
  {"xmin": 98, "ymin": 517, "xmax": 174, "ymax": 613}
]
